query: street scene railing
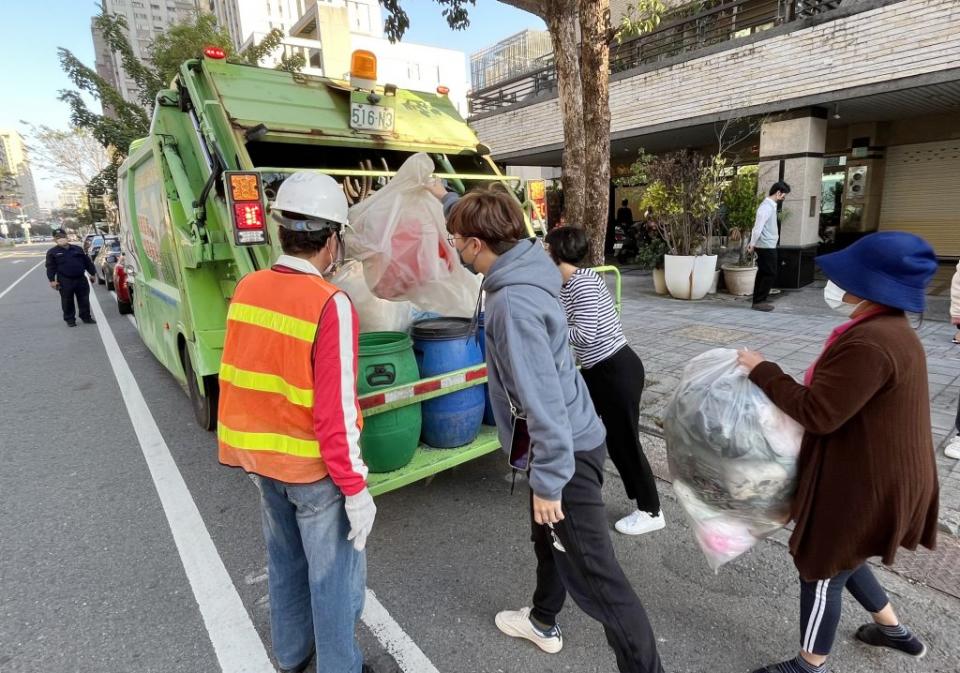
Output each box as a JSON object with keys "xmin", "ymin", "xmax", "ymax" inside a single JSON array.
[{"xmin": 468, "ymin": 0, "xmax": 846, "ymax": 115}]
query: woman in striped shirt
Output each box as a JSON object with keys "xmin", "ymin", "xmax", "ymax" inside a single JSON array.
[{"xmin": 544, "ymin": 226, "xmax": 665, "ymax": 536}]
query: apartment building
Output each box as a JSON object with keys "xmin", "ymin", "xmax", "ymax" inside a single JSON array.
[
  {"xmin": 469, "ymin": 0, "xmax": 960, "ymax": 285},
  {"xmin": 91, "ymin": 0, "xmax": 203, "ymax": 108},
  {"xmin": 0, "ymin": 130, "xmax": 39, "ymax": 220}
]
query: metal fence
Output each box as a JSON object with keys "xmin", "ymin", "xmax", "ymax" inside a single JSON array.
[{"xmin": 468, "ymin": 0, "xmax": 846, "ymax": 115}]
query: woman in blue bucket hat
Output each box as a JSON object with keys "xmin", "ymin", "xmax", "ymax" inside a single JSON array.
[{"xmin": 737, "ymin": 232, "xmax": 940, "ymax": 673}]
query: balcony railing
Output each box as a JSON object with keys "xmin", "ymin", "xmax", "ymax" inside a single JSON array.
[{"xmin": 468, "ymin": 0, "xmax": 845, "ymax": 115}]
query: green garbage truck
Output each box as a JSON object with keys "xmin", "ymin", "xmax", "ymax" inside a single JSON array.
[{"xmin": 116, "ymin": 47, "xmax": 526, "ymax": 495}]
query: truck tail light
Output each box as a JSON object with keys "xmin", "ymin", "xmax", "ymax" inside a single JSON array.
[
  {"xmin": 225, "ymin": 171, "xmax": 267, "ymax": 245},
  {"xmin": 350, "ymin": 50, "xmax": 377, "ymax": 90},
  {"xmin": 204, "ymin": 46, "xmax": 226, "ymax": 59},
  {"xmin": 234, "ymin": 202, "xmax": 265, "ymax": 229}
]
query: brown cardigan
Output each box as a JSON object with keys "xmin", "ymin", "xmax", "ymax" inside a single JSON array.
[{"xmin": 749, "ymin": 313, "xmax": 939, "ymax": 581}]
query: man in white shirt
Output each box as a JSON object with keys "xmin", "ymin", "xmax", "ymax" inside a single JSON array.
[{"xmin": 748, "ymin": 181, "xmax": 791, "ymax": 312}]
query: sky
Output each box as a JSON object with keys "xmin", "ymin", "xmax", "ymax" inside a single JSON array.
[{"xmin": 0, "ymin": 1, "xmax": 544, "ymax": 208}]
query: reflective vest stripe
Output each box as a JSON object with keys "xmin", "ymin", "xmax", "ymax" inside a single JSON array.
[
  {"xmin": 218, "ymin": 423, "xmax": 320, "ymax": 457},
  {"xmin": 219, "ymin": 362, "xmax": 314, "ymax": 408},
  {"xmin": 227, "ymin": 302, "xmax": 318, "ymax": 343}
]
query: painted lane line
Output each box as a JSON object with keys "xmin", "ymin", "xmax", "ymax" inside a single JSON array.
[
  {"xmin": 87, "ymin": 290, "xmax": 275, "ymax": 673},
  {"xmin": 362, "ymin": 589, "xmax": 441, "ymax": 673},
  {"xmin": 0, "ymin": 260, "xmax": 44, "ymax": 301}
]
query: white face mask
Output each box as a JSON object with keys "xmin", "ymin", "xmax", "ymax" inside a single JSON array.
[{"xmin": 824, "ymin": 280, "xmax": 859, "ymax": 317}]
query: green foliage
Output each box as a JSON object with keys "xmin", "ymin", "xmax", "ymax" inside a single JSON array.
[
  {"xmin": 722, "ymin": 167, "xmax": 760, "ymax": 266},
  {"xmin": 380, "ymin": 0, "xmax": 476, "ymax": 42},
  {"xmin": 93, "ymin": 8, "xmax": 164, "ymax": 109},
  {"xmin": 635, "ymin": 236, "xmax": 668, "ymax": 270},
  {"xmin": 617, "ymin": 0, "xmax": 666, "ymax": 42},
  {"xmin": 150, "ymin": 12, "xmax": 233, "ymax": 87}
]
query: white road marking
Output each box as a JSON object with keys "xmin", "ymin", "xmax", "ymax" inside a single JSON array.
[
  {"xmin": 90, "ymin": 287, "xmax": 441, "ymax": 673},
  {"xmin": 87, "ymin": 290, "xmax": 276, "ymax": 673},
  {"xmin": 363, "ymin": 589, "xmax": 441, "ymax": 673},
  {"xmin": 0, "ymin": 260, "xmax": 44, "ymax": 302},
  {"xmin": 12, "ymin": 259, "xmax": 23, "ymax": 264}
]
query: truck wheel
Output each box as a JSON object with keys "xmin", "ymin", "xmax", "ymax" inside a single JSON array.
[
  {"xmin": 97, "ymin": 271, "xmax": 106, "ymax": 285},
  {"xmin": 182, "ymin": 345, "xmax": 218, "ymax": 431}
]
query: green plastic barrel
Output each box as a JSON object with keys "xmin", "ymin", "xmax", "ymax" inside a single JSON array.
[{"xmin": 357, "ymin": 332, "xmax": 422, "ymax": 473}]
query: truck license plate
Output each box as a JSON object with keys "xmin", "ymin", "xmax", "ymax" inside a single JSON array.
[{"xmin": 350, "ymin": 103, "xmax": 395, "ymax": 133}]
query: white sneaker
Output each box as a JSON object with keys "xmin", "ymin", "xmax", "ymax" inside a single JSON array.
[
  {"xmin": 494, "ymin": 606, "xmax": 563, "ymax": 654},
  {"xmin": 615, "ymin": 509, "xmax": 666, "ymax": 536},
  {"xmin": 945, "ymin": 436, "xmax": 960, "ymax": 459}
]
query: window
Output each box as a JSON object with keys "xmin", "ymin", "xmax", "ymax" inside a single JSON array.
[
  {"xmin": 407, "ymin": 62, "xmax": 421, "ymax": 80},
  {"xmin": 308, "ymin": 47, "xmax": 322, "ymax": 69}
]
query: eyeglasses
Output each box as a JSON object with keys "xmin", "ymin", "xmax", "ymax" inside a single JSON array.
[{"xmin": 446, "ymin": 234, "xmax": 459, "ymax": 246}]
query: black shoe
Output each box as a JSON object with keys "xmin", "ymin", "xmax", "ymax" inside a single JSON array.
[
  {"xmin": 856, "ymin": 622, "xmax": 926, "ymax": 658},
  {"xmin": 67, "ymin": 321, "xmax": 77, "ymax": 327},
  {"xmin": 81, "ymin": 317, "xmax": 97, "ymax": 324},
  {"xmin": 279, "ymin": 648, "xmax": 315, "ymax": 673},
  {"xmin": 752, "ymin": 303, "xmax": 775, "ymax": 312}
]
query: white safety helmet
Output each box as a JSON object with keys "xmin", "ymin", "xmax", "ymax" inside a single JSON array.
[{"xmin": 271, "ymin": 172, "xmax": 348, "ymax": 232}]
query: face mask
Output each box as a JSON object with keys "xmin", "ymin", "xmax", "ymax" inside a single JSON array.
[
  {"xmin": 456, "ymin": 238, "xmax": 478, "ymax": 275},
  {"xmin": 322, "ymin": 232, "xmax": 345, "ymax": 276},
  {"xmin": 823, "ymin": 280, "xmax": 859, "ymax": 317}
]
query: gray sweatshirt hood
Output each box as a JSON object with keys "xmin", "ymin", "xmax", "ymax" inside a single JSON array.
[{"xmin": 483, "ymin": 239, "xmax": 562, "ymax": 298}]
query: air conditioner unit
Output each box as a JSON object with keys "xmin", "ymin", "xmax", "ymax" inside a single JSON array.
[{"xmin": 846, "ymin": 166, "xmax": 869, "ymax": 201}]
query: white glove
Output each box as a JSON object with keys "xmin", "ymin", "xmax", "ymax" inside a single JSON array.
[{"xmin": 344, "ymin": 488, "xmax": 376, "ymax": 551}]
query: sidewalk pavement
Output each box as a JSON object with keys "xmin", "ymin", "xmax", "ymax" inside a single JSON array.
[{"xmin": 613, "ymin": 269, "xmax": 960, "ymax": 599}]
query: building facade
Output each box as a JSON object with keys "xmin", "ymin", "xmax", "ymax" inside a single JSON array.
[
  {"xmin": 0, "ymin": 130, "xmax": 39, "ymax": 221},
  {"xmin": 469, "ymin": 0, "xmax": 960, "ymax": 284},
  {"xmin": 92, "ymin": 0, "xmax": 204, "ymax": 108}
]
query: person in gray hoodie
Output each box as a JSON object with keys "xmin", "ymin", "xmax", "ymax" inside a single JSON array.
[{"xmin": 446, "ymin": 188, "xmax": 665, "ymax": 673}]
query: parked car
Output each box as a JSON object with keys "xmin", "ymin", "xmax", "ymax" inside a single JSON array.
[
  {"xmin": 113, "ymin": 254, "xmax": 134, "ymax": 315},
  {"xmin": 94, "ymin": 236, "xmax": 121, "ymax": 289},
  {"xmin": 83, "ymin": 234, "xmax": 105, "ymax": 260}
]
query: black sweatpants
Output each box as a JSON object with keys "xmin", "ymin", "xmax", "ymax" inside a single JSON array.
[
  {"xmin": 580, "ymin": 346, "xmax": 661, "ymax": 516},
  {"xmin": 58, "ymin": 275, "xmax": 91, "ymax": 323},
  {"xmin": 529, "ymin": 444, "xmax": 664, "ymax": 673},
  {"xmin": 799, "ymin": 565, "xmax": 889, "ymax": 655},
  {"xmin": 753, "ymin": 248, "xmax": 778, "ymax": 305}
]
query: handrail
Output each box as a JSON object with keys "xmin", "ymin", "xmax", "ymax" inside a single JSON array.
[{"xmin": 469, "ymin": 0, "xmax": 847, "ymax": 115}]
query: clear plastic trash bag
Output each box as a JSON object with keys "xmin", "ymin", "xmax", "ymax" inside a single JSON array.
[
  {"xmin": 345, "ymin": 152, "xmax": 480, "ymax": 317},
  {"xmin": 664, "ymin": 348, "xmax": 803, "ymax": 570}
]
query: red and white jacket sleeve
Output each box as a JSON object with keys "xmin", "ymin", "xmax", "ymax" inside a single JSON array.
[{"xmin": 313, "ymin": 291, "xmax": 368, "ymax": 496}]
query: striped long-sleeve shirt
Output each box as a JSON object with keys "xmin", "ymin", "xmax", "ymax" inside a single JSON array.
[{"xmin": 558, "ymin": 267, "xmax": 627, "ymax": 369}]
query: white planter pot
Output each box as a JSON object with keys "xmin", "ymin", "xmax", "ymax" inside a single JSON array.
[
  {"xmin": 721, "ymin": 264, "xmax": 759, "ymax": 296},
  {"xmin": 708, "ymin": 270, "xmax": 721, "ymax": 295},
  {"xmin": 652, "ymin": 268, "xmax": 667, "ymax": 295},
  {"xmin": 664, "ymin": 255, "xmax": 718, "ymax": 300}
]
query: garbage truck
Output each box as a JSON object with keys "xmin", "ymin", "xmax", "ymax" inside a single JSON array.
[{"xmin": 116, "ymin": 47, "xmax": 532, "ymax": 495}]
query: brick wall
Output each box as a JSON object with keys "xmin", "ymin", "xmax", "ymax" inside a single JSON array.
[{"xmin": 472, "ymin": 0, "xmax": 960, "ymax": 158}]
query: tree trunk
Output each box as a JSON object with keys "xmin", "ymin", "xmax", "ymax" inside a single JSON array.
[
  {"xmin": 545, "ymin": 0, "xmax": 585, "ymax": 230},
  {"xmin": 578, "ymin": 0, "xmax": 612, "ymax": 265}
]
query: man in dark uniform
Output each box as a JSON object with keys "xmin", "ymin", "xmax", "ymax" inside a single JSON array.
[{"xmin": 46, "ymin": 230, "xmax": 97, "ymax": 327}]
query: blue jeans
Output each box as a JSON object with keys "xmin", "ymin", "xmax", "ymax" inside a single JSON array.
[{"xmin": 258, "ymin": 476, "xmax": 366, "ymax": 672}]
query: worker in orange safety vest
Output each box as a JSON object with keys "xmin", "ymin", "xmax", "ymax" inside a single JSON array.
[{"xmin": 218, "ymin": 171, "xmax": 376, "ymax": 673}]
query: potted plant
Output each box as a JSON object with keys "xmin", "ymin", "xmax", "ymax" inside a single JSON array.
[
  {"xmin": 635, "ymin": 235, "xmax": 668, "ymax": 294},
  {"xmin": 720, "ymin": 167, "xmax": 761, "ymax": 296},
  {"xmin": 637, "ymin": 151, "xmax": 718, "ymax": 300}
]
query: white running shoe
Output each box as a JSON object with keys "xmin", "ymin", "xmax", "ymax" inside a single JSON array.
[
  {"xmin": 494, "ymin": 607, "xmax": 563, "ymax": 654},
  {"xmin": 615, "ymin": 509, "xmax": 666, "ymax": 536},
  {"xmin": 945, "ymin": 436, "xmax": 960, "ymax": 459}
]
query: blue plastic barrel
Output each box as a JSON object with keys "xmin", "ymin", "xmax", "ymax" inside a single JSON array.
[
  {"xmin": 412, "ymin": 317, "xmax": 485, "ymax": 448},
  {"xmin": 477, "ymin": 313, "xmax": 496, "ymax": 426}
]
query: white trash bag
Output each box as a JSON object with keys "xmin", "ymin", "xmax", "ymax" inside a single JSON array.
[
  {"xmin": 664, "ymin": 348, "xmax": 803, "ymax": 570},
  {"xmin": 345, "ymin": 152, "xmax": 480, "ymax": 317},
  {"xmin": 331, "ymin": 261, "xmax": 414, "ymax": 333}
]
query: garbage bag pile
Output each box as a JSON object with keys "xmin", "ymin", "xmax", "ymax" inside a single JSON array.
[
  {"xmin": 664, "ymin": 348, "xmax": 803, "ymax": 570},
  {"xmin": 344, "ymin": 152, "xmax": 481, "ymax": 325}
]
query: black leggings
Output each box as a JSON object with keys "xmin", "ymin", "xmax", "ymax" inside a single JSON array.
[
  {"xmin": 580, "ymin": 346, "xmax": 661, "ymax": 516},
  {"xmin": 529, "ymin": 444, "xmax": 664, "ymax": 673},
  {"xmin": 799, "ymin": 565, "xmax": 889, "ymax": 655}
]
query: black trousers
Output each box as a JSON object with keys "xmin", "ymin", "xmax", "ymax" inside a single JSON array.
[
  {"xmin": 59, "ymin": 276, "xmax": 91, "ymax": 323},
  {"xmin": 580, "ymin": 346, "xmax": 661, "ymax": 515},
  {"xmin": 753, "ymin": 248, "xmax": 778, "ymax": 305},
  {"xmin": 529, "ymin": 444, "xmax": 664, "ymax": 673},
  {"xmin": 799, "ymin": 565, "xmax": 888, "ymax": 655}
]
